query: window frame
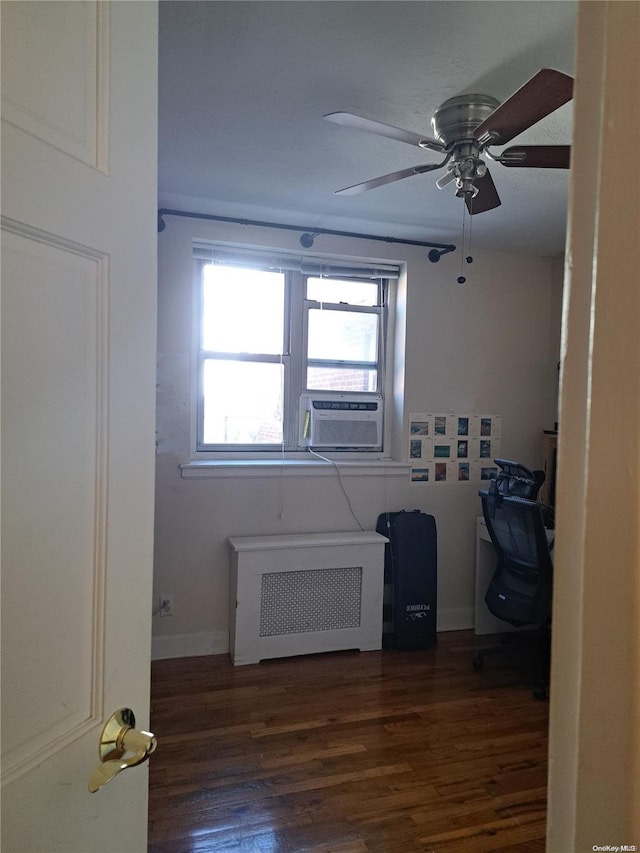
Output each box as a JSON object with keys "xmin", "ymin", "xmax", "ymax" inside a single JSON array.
[
  {"xmin": 192, "ymin": 248, "xmax": 393, "ymax": 457},
  {"xmin": 303, "ymin": 297, "xmax": 384, "ymax": 395},
  {"xmin": 194, "ymin": 257, "xmax": 293, "ymax": 453}
]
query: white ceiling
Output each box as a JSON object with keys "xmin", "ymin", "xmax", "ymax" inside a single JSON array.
[{"xmin": 158, "ymin": 1, "xmax": 576, "ymax": 257}]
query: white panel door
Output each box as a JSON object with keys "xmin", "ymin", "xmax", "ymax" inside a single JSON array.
[{"xmin": 1, "ymin": 2, "xmax": 158, "ymax": 850}]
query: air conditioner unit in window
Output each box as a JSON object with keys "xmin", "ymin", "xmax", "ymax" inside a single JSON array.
[{"xmin": 301, "ymin": 394, "xmax": 383, "ymax": 449}]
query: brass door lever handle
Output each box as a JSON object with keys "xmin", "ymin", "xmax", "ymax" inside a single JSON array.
[{"xmin": 88, "ymin": 708, "xmax": 157, "ymax": 793}]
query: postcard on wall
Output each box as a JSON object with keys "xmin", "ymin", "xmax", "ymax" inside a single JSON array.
[
  {"xmin": 480, "ymin": 438, "xmax": 493, "ymax": 459},
  {"xmin": 479, "ymin": 415, "xmax": 502, "ymax": 438},
  {"xmin": 456, "ymin": 415, "xmax": 470, "ymax": 436},
  {"xmin": 433, "ymin": 415, "xmax": 448, "ymax": 436},
  {"xmin": 472, "ymin": 461, "xmax": 499, "ymax": 482},
  {"xmin": 409, "ymin": 438, "xmax": 422, "ymax": 459},
  {"xmin": 434, "ymin": 461, "xmax": 448, "ymax": 482},
  {"xmin": 411, "ymin": 466, "xmax": 430, "ymax": 483},
  {"xmin": 409, "ymin": 436, "xmax": 432, "ymax": 460},
  {"xmin": 433, "ymin": 439, "xmax": 453, "ymax": 459},
  {"xmin": 456, "ymin": 438, "xmax": 469, "ymax": 459},
  {"xmin": 409, "ymin": 415, "xmax": 432, "ymax": 437},
  {"xmin": 468, "ymin": 435, "xmax": 502, "ymax": 461},
  {"xmin": 457, "ymin": 461, "xmax": 471, "ymax": 482}
]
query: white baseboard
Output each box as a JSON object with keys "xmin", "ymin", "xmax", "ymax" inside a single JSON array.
[
  {"xmin": 151, "ymin": 611, "xmax": 473, "ymax": 662},
  {"xmin": 437, "ymin": 607, "xmax": 474, "ymax": 633},
  {"xmin": 151, "ymin": 630, "xmax": 229, "ymax": 661}
]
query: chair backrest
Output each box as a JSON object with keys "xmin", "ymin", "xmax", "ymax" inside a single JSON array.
[
  {"xmin": 480, "ymin": 490, "xmax": 553, "ymax": 627},
  {"xmin": 493, "ymin": 458, "xmax": 545, "ymax": 500}
]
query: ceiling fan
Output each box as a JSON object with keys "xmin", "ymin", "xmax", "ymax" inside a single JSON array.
[{"xmin": 324, "ymin": 68, "xmax": 573, "ymax": 215}]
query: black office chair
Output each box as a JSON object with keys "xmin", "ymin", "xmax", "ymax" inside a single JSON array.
[{"xmin": 473, "ymin": 488, "xmax": 554, "ymax": 699}]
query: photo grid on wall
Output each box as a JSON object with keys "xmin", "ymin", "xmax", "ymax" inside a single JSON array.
[{"xmin": 409, "ymin": 413, "xmax": 502, "ymax": 484}]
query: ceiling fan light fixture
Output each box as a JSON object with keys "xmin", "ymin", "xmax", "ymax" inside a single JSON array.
[
  {"xmin": 436, "ymin": 170, "xmax": 456, "ymax": 190},
  {"xmin": 455, "ymin": 178, "xmax": 479, "ymax": 199}
]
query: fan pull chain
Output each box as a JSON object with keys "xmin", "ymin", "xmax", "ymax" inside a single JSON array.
[
  {"xmin": 458, "ymin": 202, "xmax": 468, "ymax": 284},
  {"xmin": 457, "ymin": 197, "xmax": 474, "ymax": 284},
  {"xmin": 458, "ymin": 204, "xmax": 467, "ymax": 284}
]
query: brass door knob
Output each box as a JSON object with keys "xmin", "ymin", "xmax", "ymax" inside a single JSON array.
[{"xmin": 88, "ymin": 708, "xmax": 157, "ymax": 793}]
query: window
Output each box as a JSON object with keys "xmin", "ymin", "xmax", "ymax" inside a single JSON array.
[
  {"xmin": 194, "ymin": 246, "xmax": 397, "ymax": 453},
  {"xmin": 305, "ymin": 277, "xmax": 380, "ymax": 393}
]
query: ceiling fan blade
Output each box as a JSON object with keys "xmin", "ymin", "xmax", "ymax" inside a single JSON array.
[
  {"xmin": 466, "ymin": 169, "xmax": 501, "ymax": 215},
  {"xmin": 474, "ymin": 69, "xmax": 574, "ymax": 146},
  {"xmin": 499, "ymin": 145, "xmax": 571, "ymax": 169},
  {"xmin": 335, "ymin": 163, "xmax": 443, "ymax": 195},
  {"xmin": 324, "ymin": 112, "xmax": 444, "ymax": 153}
]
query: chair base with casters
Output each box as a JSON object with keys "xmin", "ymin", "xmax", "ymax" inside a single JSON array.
[
  {"xmin": 472, "ymin": 622, "xmax": 551, "ymax": 700},
  {"xmin": 473, "ymin": 472, "xmax": 554, "ymax": 700}
]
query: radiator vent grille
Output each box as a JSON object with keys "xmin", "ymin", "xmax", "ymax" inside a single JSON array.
[{"xmin": 259, "ymin": 567, "xmax": 362, "ymax": 637}]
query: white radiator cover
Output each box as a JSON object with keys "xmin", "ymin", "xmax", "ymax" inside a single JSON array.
[{"xmin": 228, "ymin": 531, "xmax": 388, "ymax": 665}]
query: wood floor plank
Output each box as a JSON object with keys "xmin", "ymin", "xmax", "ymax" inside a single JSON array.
[{"xmin": 148, "ymin": 630, "xmax": 549, "ymax": 852}]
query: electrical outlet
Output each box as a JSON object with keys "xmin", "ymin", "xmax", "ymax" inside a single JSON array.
[{"xmin": 159, "ymin": 594, "xmax": 174, "ymax": 617}]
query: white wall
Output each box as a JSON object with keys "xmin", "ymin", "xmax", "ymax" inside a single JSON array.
[{"xmin": 153, "ymin": 214, "xmax": 561, "ymax": 659}]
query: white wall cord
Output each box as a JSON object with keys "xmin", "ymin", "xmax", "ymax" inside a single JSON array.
[{"xmin": 307, "ymin": 448, "xmax": 366, "ymax": 531}]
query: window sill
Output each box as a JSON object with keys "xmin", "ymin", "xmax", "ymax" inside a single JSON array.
[{"xmin": 180, "ymin": 458, "xmax": 410, "ymax": 479}]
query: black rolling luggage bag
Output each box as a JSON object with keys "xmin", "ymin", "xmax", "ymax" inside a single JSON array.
[{"xmin": 376, "ymin": 510, "xmax": 437, "ymax": 649}]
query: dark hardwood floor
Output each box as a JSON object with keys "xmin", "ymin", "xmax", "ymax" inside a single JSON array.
[{"xmin": 148, "ymin": 630, "xmax": 548, "ymax": 852}]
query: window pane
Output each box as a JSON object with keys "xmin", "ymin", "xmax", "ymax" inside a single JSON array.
[
  {"xmin": 202, "ymin": 264, "xmax": 284, "ymax": 353},
  {"xmin": 307, "ymin": 366, "xmax": 377, "ymax": 392},
  {"xmin": 306, "ymin": 277, "xmax": 378, "ymax": 306},
  {"xmin": 202, "ymin": 360, "xmax": 283, "ymax": 445},
  {"xmin": 307, "ymin": 308, "xmax": 378, "ymax": 361}
]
